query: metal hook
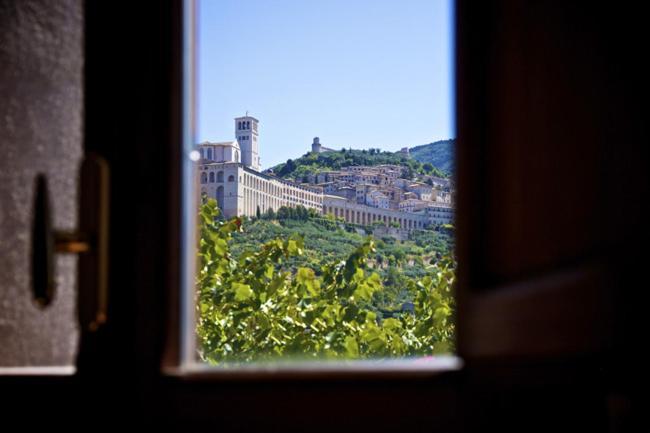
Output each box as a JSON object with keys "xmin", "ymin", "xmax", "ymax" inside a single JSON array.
[{"xmin": 30, "ymin": 154, "xmax": 110, "ymax": 332}]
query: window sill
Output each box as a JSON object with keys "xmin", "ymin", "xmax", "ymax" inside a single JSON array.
[
  {"xmin": 163, "ymin": 355, "xmax": 462, "ymax": 382},
  {"xmin": 0, "ymin": 366, "xmax": 76, "ymax": 376}
]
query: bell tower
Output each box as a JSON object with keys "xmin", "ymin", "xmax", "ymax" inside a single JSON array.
[{"xmin": 235, "ymin": 115, "xmax": 260, "ymax": 171}]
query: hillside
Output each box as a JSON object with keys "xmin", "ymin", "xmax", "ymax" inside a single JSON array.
[
  {"xmin": 409, "ymin": 139, "xmax": 455, "ymax": 175},
  {"xmin": 231, "ymin": 212, "xmax": 453, "ymax": 311},
  {"xmin": 266, "ymin": 147, "xmax": 448, "ymax": 181}
]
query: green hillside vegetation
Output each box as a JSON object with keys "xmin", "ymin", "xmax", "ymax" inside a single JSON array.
[
  {"xmin": 409, "ymin": 139, "xmax": 455, "ymax": 175},
  {"xmin": 268, "ymin": 147, "xmax": 447, "ymax": 181},
  {"xmin": 197, "ymin": 199, "xmax": 455, "ymax": 363},
  {"xmin": 231, "ymin": 206, "xmax": 453, "ymax": 312}
]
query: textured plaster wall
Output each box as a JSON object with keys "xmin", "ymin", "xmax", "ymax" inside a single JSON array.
[{"xmin": 0, "ymin": 0, "xmax": 82, "ymax": 366}]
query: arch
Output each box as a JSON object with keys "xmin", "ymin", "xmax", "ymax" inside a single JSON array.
[
  {"xmin": 228, "ymin": 175, "xmax": 235, "ymax": 182},
  {"xmin": 217, "ymin": 171, "xmax": 224, "ymax": 182},
  {"xmin": 235, "ymin": 150, "xmax": 239, "ymax": 162},
  {"xmin": 209, "ymin": 172, "xmax": 215, "ymax": 183},
  {"xmin": 200, "ymin": 172, "xmax": 207, "ymax": 184},
  {"xmin": 216, "ymin": 186, "xmax": 224, "ymax": 211}
]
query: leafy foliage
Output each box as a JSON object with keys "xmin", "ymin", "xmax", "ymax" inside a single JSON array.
[
  {"xmin": 232, "ymin": 206, "xmax": 452, "ymax": 310},
  {"xmin": 197, "ymin": 199, "xmax": 455, "ymax": 364}
]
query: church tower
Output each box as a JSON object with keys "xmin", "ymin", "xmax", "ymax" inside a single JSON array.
[{"xmin": 235, "ymin": 115, "xmax": 260, "ymax": 171}]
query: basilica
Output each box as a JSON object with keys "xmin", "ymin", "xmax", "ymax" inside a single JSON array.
[
  {"xmin": 198, "ymin": 115, "xmax": 452, "ymax": 229},
  {"xmin": 198, "ymin": 116, "xmax": 324, "ymax": 219}
]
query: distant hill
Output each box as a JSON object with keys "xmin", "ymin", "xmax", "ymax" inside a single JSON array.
[
  {"xmin": 267, "ymin": 143, "xmax": 453, "ymax": 182},
  {"xmin": 409, "ymin": 139, "xmax": 455, "ymax": 176}
]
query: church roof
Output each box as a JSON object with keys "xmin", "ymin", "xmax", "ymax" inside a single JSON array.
[
  {"xmin": 198, "ymin": 140, "xmax": 240, "ymax": 149},
  {"xmin": 234, "ymin": 115, "xmax": 260, "ymax": 122}
]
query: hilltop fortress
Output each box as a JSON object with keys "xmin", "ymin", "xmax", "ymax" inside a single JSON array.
[{"xmin": 198, "ymin": 116, "xmax": 453, "ymax": 229}]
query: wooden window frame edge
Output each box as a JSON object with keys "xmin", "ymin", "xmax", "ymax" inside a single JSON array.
[{"xmin": 160, "ymin": 0, "xmax": 465, "ymax": 379}]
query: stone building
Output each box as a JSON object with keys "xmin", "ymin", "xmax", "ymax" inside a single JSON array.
[
  {"xmin": 324, "ymin": 196, "xmax": 428, "ymax": 230},
  {"xmin": 310, "ymin": 137, "xmax": 336, "ymax": 153},
  {"xmin": 198, "ymin": 115, "xmax": 452, "ymax": 230},
  {"xmin": 199, "ymin": 116, "xmax": 323, "ymax": 219}
]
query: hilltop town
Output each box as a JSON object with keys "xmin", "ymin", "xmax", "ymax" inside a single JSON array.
[{"xmin": 198, "ymin": 115, "xmax": 454, "ymax": 230}]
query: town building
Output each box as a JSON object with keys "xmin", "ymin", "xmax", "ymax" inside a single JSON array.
[
  {"xmin": 399, "ymin": 199, "xmax": 430, "ymax": 213},
  {"xmin": 365, "ymin": 190, "xmax": 390, "ymax": 209},
  {"xmin": 324, "ymin": 195, "xmax": 428, "ymax": 230},
  {"xmin": 235, "ymin": 115, "xmax": 260, "ymax": 171},
  {"xmin": 198, "ymin": 115, "xmax": 454, "ymax": 230},
  {"xmin": 310, "ymin": 137, "xmax": 337, "ymax": 153},
  {"xmin": 199, "ymin": 116, "xmax": 323, "ymax": 219}
]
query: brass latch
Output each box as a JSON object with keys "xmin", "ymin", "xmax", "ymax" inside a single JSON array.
[{"xmin": 32, "ymin": 154, "xmax": 110, "ymax": 332}]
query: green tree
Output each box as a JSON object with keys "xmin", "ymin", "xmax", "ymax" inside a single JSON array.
[
  {"xmin": 296, "ymin": 205, "xmax": 308, "ymax": 220},
  {"xmin": 277, "ymin": 206, "xmax": 289, "ymax": 220},
  {"xmin": 278, "ymin": 158, "xmax": 297, "ymax": 177},
  {"xmin": 196, "ymin": 199, "xmax": 455, "ymax": 363}
]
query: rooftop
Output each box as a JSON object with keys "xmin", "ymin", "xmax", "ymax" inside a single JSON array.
[{"xmin": 198, "ymin": 140, "xmax": 240, "ymax": 148}]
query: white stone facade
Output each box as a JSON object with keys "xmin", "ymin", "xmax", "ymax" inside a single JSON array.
[
  {"xmin": 198, "ymin": 141, "xmax": 240, "ymax": 163},
  {"xmin": 324, "ymin": 195, "xmax": 428, "ymax": 230},
  {"xmin": 235, "ymin": 115, "xmax": 260, "ymax": 171},
  {"xmin": 197, "ymin": 115, "xmax": 453, "ymax": 230},
  {"xmin": 365, "ymin": 190, "xmax": 390, "ymax": 209},
  {"xmin": 399, "ymin": 199, "xmax": 430, "ymax": 213},
  {"xmin": 417, "ymin": 204, "xmax": 454, "ymax": 225},
  {"xmin": 200, "ymin": 163, "xmax": 324, "ymax": 219}
]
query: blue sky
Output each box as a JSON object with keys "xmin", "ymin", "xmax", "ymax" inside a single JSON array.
[{"xmin": 197, "ymin": 0, "xmax": 454, "ymax": 169}]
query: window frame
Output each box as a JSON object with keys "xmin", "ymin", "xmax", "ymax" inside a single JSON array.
[
  {"xmin": 4, "ymin": 0, "xmax": 638, "ymax": 431},
  {"xmin": 166, "ymin": 0, "xmax": 620, "ymax": 379},
  {"xmin": 167, "ymin": 0, "xmax": 464, "ymax": 379}
]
